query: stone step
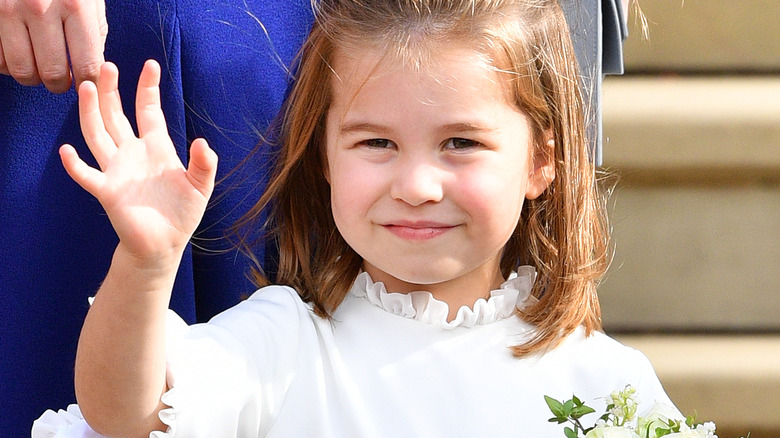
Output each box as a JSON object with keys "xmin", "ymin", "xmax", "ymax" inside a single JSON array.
[
  {"xmin": 598, "ymin": 76, "xmax": 780, "ymax": 331},
  {"xmin": 617, "ymin": 334, "xmax": 780, "ymax": 437},
  {"xmin": 602, "ymin": 76, "xmax": 780, "ymax": 174},
  {"xmin": 623, "ymin": 0, "xmax": 780, "ymax": 73}
]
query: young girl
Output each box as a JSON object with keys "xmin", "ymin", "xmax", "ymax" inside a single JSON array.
[{"xmin": 34, "ymin": 0, "xmax": 675, "ymax": 436}]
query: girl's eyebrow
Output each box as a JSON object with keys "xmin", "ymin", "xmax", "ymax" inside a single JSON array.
[
  {"xmin": 440, "ymin": 122, "xmax": 494, "ymax": 133},
  {"xmin": 339, "ymin": 121, "xmax": 494, "ymax": 135},
  {"xmin": 339, "ymin": 122, "xmax": 391, "ymax": 135}
]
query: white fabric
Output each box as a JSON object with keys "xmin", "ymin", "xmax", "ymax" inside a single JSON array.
[{"xmin": 33, "ymin": 269, "xmax": 675, "ymax": 437}]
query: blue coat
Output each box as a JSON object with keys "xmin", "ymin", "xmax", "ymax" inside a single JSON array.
[{"xmin": 0, "ymin": 1, "xmax": 313, "ymax": 435}]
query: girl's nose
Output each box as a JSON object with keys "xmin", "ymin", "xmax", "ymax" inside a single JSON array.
[{"xmin": 389, "ymin": 159, "xmax": 444, "ymax": 206}]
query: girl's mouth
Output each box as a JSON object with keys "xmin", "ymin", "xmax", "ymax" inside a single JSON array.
[{"xmin": 382, "ymin": 221, "xmax": 456, "ymax": 240}]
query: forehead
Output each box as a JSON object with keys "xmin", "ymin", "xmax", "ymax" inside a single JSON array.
[{"xmin": 328, "ymin": 43, "xmax": 515, "ymax": 113}]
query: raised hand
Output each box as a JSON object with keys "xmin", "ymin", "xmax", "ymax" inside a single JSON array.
[{"xmin": 60, "ymin": 60, "xmax": 218, "ymax": 264}]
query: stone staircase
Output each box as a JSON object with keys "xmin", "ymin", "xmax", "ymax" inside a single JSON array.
[{"xmin": 597, "ymin": 1, "xmax": 780, "ymax": 437}]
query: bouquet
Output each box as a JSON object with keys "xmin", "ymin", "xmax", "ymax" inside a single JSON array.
[{"xmin": 544, "ymin": 386, "xmax": 737, "ymax": 438}]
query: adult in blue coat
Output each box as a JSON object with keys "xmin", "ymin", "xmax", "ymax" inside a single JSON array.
[{"xmin": 0, "ymin": 1, "xmax": 313, "ymax": 435}]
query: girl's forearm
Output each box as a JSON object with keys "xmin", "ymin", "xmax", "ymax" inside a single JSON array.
[{"xmin": 74, "ymin": 243, "xmax": 181, "ymax": 437}]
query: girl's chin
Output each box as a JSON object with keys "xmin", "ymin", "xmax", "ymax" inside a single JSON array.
[{"xmin": 361, "ymin": 264, "xmax": 469, "ymax": 293}]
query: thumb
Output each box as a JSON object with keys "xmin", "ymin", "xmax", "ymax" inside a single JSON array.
[{"xmin": 186, "ymin": 138, "xmax": 218, "ymax": 198}]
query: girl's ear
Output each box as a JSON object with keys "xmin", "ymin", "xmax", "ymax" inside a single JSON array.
[{"xmin": 525, "ymin": 130, "xmax": 556, "ymax": 200}]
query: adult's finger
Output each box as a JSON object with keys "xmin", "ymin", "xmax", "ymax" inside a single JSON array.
[
  {"xmin": 95, "ymin": 0, "xmax": 107, "ymax": 45},
  {"xmin": 63, "ymin": 0, "xmax": 106, "ymax": 87},
  {"xmin": 0, "ymin": 16, "xmax": 40, "ymax": 86},
  {"xmin": 28, "ymin": 9, "xmax": 72, "ymax": 93},
  {"xmin": 0, "ymin": 35, "xmax": 7, "ymax": 76}
]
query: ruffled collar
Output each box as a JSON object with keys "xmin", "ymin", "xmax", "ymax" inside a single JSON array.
[{"xmin": 349, "ymin": 266, "xmax": 537, "ymax": 329}]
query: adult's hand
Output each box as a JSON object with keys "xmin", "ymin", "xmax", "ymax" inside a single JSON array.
[{"xmin": 0, "ymin": 0, "xmax": 107, "ymax": 93}]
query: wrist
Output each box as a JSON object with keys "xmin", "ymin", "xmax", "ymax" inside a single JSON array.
[
  {"xmin": 114, "ymin": 241, "xmax": 186, "ymax": 273},
  {"xmin": 99, "ymin": 243, "xmax": 184, "ymax": 302}
]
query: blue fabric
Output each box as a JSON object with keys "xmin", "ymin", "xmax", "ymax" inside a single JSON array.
[{"xmin": 0, "ymin": 1, "xmax": 313, "ymax": 435}]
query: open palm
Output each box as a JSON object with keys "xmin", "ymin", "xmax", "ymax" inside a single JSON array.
[{"xmin": 60, "ymin": 60, "xmax": 217, "ymax": 260}]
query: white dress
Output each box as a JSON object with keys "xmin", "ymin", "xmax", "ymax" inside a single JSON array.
[{"xmin": 33, "ymin": 267, "xmax": 675, "ymax": 437}]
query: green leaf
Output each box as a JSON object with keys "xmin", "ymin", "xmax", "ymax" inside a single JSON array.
[
  {"xmin": 545, "ymin": 395, "xmax": 567, "ymax": 418},
  {"xmin": 564, "ymin": 426, "xmax": 579, "ymax": 438},
  {"xmin": 570, "ymin": 405, "xmax": 596, "ymax": 419}
]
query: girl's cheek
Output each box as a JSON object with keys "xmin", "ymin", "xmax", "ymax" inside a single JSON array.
[
  {"xmin": 458, "ymin": 164, "xmax": 520, "ymax": 197},
  {"xmin": 331, "ymin": 161, "xmax": 382, "ymax": 207},
  {"xmin": 454, "ymin": 174, "xmax": 502, "ymax": 209}
]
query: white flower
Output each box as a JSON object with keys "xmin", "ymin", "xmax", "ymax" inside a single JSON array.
[
  {"xmin": 694, "ymin": 422, "xmax": 718, "ymax": 437},
  {"xmin": 585, "ymin": 425, "xmax": 641, "ymax": 438},
  {"xmin": 545, "ymin": 388, "xmax": 720, "ymax": 438},
  {"xmin": 636, "ymin": 401, "xmax": 684, "ymax": 438},
  {"xmin": 609, "ymin": 386, "xmax": 640, "ymax": 424},
  {"xmin": 664, "ymin": 428, "xmax": 715, "ymax": 438}
]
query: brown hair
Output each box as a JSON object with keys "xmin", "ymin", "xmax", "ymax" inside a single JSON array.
[{"xmin": 233, "ymin": 0, "xmax": 610, "ymax": 356}]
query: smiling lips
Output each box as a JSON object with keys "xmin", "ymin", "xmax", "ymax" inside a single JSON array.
[{"xmin": 382, "ymin": 221, "xmax": 456, "ymax": 240}]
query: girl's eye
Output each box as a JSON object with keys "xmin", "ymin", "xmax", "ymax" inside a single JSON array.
[
  {"xmin": 444, "ymin": 137, "xmax": 481, "ymax": 150},
  {"xmin": 359, "ymin": 138, "xmax": 395, "ymax": 149}
]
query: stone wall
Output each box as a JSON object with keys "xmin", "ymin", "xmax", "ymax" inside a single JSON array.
[{"xmin": 596, "ymin": 2, "xmax": 780, "ymax": 436}]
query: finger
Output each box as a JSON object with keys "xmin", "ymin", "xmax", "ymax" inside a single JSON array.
[
  {"xmin": 0, "ymin": 18, "xmax": 40, "ymax": 86},
  {"xmin": 62, "ymin": 0, "xmax": 105, "ymax": 87},
  {"xmin": 96, "ymin": 62, "xmax": 135, "ymax": 145},
  {"xmin": 0, "ymin": 36, "xmax": 8, "ymax": 76},
  {"xmin": 186, "ymin": 138, "xmax": 218, "ymax": 198},
  {"xmin": 78, "ymin": 80, "xmax": 118, "ymax": 169},
  {"xmin": 135, "ymin": 60, "xmax": 167, "ymax": 138},
  {"xmin": 28, "ymin": 12, "xmax": 72, "ymax": 93},
  {"xmin": 96, "ymin": 0, "xmax": 107, "ymax": 45},
  {"xmin": 60, "ymin": 144, "xmax": 106, "ymax": 197}
]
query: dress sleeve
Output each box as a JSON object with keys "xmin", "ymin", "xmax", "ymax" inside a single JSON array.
[
  {"xmin": 559, "ymin": 330, "xmax": 682, "ymax": 419},
  {"xmin": 630, "ymin": 347, "xmax": 681, "ymax": 416},
  {"xmin": 156, "ymin": 285, "xmax": 316, "ymax": 437}
]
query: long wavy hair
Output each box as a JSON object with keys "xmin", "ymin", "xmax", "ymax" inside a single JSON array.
[{"xmin": 232, "ymin": 0, "xmax": 610, "ymax": 356}]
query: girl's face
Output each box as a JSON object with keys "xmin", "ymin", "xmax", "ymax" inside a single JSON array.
[{"xmin": 325, "ymin": 43, "xmax": 554, "ymax": 303}]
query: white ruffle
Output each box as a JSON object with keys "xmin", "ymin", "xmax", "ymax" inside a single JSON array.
[
  {"xmin": 32, "ymin": 307, "xmax": 189, "ymax": 437},
  {"xmin": 150, "ymin": 309, "xmax": 194, "ymax": 437},
  {"xmin": 150, "ymin": 387, "xmax": 180, "ymax": 438},
  {"xmin": 351, "ymin": 266, "xmax": 537, "ymax": 329},
  {"xmin": 31, "ymin": 405, "xmax": 106, "ymax": 438},
  {"xmin": 32, "ymin": 402, "xmax": 177, "ymax": 438}
]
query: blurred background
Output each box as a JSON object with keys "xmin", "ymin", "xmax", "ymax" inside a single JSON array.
[{"xmin": 598, "ymin": 1, "xmax": 780, "ymax": 437}]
